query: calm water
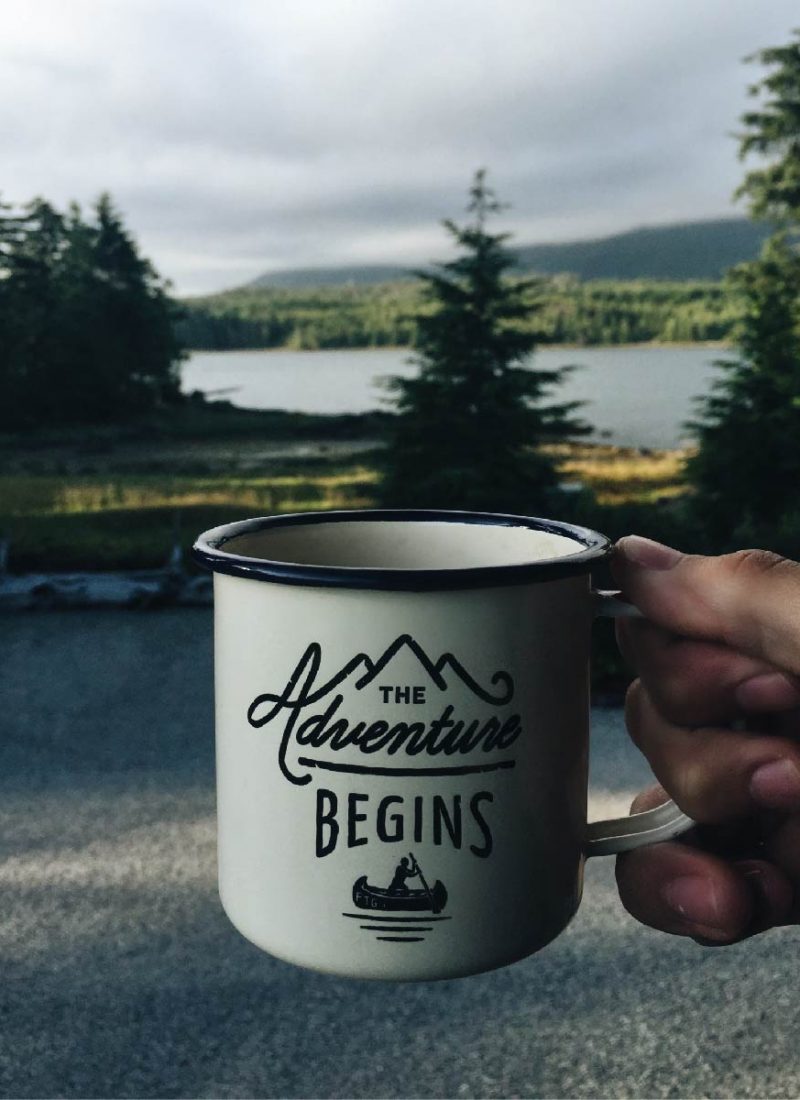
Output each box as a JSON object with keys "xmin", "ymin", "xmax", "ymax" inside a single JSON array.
[{"xmin": 182, "ymin": 345, "xmax": 730, "ymax": 449}]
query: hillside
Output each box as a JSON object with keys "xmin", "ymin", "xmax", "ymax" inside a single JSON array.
[
  {"xmin": 178, "ymin": 279, "xmax": 738, "ymax": 351},
  {"xmin": 513, "ymin": 217, "xmax": 771, "ymax": 280},
  {"xmin": 249, "ymin": 217, "xmax": 771, "ymax": 289},
  {"xmin": 251, "ymin": 264, "xmax": 412, "ymax": 289}
]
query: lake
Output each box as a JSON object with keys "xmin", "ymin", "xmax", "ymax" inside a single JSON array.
[{"xmin": 182, "ymin": 345, "xmax": 732, "ymax": 450}]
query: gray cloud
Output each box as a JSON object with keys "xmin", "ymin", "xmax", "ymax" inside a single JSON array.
[{"xmin": 1, "ymin": 0, "xmax": 798, "ymax": 293}]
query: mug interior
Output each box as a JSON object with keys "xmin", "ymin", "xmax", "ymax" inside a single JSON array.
[{"xmin": 224, "ymin": 519, "xmax": 583, "ymax": 570}]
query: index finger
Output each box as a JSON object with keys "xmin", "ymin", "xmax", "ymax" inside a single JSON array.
[
  {"xmin": 612, "ymin": 538, "xmax": 800, "ymax": 678},
  {"xmin": 615, "ymin": 615, "xmax": 800, "ymax": 725}
]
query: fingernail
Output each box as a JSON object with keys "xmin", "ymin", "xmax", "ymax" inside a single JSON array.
[
  {"xmin": 735, "ymin": 673, "xmax": 800, "ymax": 711},
  {"xmin": 660, "ymin": 871, "xmax": 721, "ymax": 924},
  {"xmin": 749, "ymin": 758, "xmax": 800, "ymax": 810},
  {"xmin": 616, "ymin": 535, "xmax": 682, "ymax": 571},
  {"xmin": 662, "ymin": 875, "xmax": 726, "ymax": 933}
]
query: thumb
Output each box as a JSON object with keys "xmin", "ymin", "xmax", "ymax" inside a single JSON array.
[{"xmin": 612, "ymin": 536, "xmax": 800, "ymax": 677}]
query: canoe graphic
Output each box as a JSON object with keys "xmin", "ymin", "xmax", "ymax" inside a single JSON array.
[{"xmin": 352, "ymin": 874, "xmax": 448, "ymax": 913}]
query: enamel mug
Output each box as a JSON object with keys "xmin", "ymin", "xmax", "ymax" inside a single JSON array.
[{"xmin": 193, "ymin": 510, "xmax": 692, "ymax": 982}]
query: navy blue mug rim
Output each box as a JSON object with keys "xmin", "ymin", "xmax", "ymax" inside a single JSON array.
[{"xmin": 191, "ymin": 509, "xmax": 611, "ymax": 591}]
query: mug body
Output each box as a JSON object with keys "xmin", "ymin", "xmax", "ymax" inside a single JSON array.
[{"xmin": 195, "ymin": 511, "xmax": 608, "ymax": 981}]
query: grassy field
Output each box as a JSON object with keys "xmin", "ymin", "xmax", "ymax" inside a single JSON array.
[
  {"xmin": 0, "ymin": 436, "xmax": 688, "ymax": 572},
  {"xmin": 545, "ymin": 443, "xmax": 687, "ymax": 505}
]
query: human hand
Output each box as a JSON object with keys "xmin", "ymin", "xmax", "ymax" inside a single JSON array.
[{"xmin": 612, "ymin": 536, "xmax": 800, "ymax": 944}]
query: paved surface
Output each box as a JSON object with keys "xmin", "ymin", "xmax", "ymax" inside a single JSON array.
[{"xmin": 1, "ymin": 610, "xmax": 798, "ymax": 1099}]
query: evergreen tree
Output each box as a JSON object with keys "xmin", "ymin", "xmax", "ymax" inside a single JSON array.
[
  {"xmin": 0, "ymin": 193, "xmax": 183, "ymax": 430},
  {"xmin": 736, "ymin": 29, "xmax": 800, "ymax": 226},
  {"xmin": 686, "ymin": 234, "xmax": 800, "ymax": 535},
  {"xmin": 0, "ymin": 198, "xmax": 68, "ymax": 426},
  {"xmin": 76, "ymin": 193, "xmax": 183, "ymax": 420},
  {"xmin": 379, "ymin": 171, "xmax": 588, "ymax": 512},
  {"xmin": 688, "ymin": 33, "xmax": 800, "ymax": 538}
]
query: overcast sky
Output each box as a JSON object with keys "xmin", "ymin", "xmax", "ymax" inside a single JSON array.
[{"xmin": 2, "ymin": 1, "xmax": 798, "ymax": 295}]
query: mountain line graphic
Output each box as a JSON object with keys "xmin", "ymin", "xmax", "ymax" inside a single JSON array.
[{"xmin": 248, "ymin": 634, "xmax": 514, "ymax": 728}]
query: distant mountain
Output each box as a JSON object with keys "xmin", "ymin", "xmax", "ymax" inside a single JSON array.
[
  {"xmin": 249, "ymin": 218, "xmax": 772, "ymax": 289},
  {"xmin": 512, "ymin": 218, "xmax": 772, "ymax": 281},
  {"xmin": 250, "ymin": 263, "xmax": 411, "ymax": 289}
]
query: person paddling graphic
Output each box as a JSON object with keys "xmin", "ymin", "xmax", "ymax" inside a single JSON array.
[
  {"xmin": 351, "ymin": 852, "xmax": 447, "ymax": 915},
  {"xmin": 388, "ymin": 855, "xmax": 419, "ymax": 896}
]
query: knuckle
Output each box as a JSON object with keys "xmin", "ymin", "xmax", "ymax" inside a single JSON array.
[
  {"xmin": 670, "ymin": 725, "xmax": 758, "ymax": 822},
  {"xmin": 718, "ymin": 550, "xmax": 800, "ymax": 660},
  {"xmin": 723, "ymin": 548, "xmax": 790, "ymax": 580},
  {"xmin": 624, "ymin": 679, "xmax": 688, "ymax": 754},
  {"xmin": 673, "ymin": 752, "xmax": 716, "ymax": 819}
]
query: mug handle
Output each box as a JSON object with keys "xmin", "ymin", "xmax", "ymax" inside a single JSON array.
[{"xmin": 584, "ymin": 590, "xmax": 695, "ymax": 858}]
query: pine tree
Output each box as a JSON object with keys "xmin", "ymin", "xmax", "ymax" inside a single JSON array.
[
  {"xmin": 686, "ymin": 234, "xmax": 800, "ymax": 535},
  {"xmin": 736, "ymin": 30, "xmax": 800, "ymax": 226},
  {"xmin": 687, "ymin": 33, "xmax": 800, "ymax": 538},
  {"xmin": 379, "ymin": 171, "xmax": 588, "ymax": 512},
  {"xmin": 0, "ymin": 193, "xmax": 183, "ymax": 429},
  {"xmin": 0, "ymin": 198, "xmax": 68, "ymax": 427},
  {"xmin": 79, "ymin": 193, "xmax": 183, "ymax": 419}
]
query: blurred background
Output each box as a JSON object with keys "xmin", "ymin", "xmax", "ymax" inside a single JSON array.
[
  {"xmin": 2, "ymin": 0, "xmax": 800, "ymax": 593},
  {"xmin": 2, "ymin": 2, "xmax": 800, "ymax": 1098}
]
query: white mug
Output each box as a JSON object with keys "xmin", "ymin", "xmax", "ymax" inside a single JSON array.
[{"xmin": 193, "ymin": 509, "xmax": 692, "ymax": 982}]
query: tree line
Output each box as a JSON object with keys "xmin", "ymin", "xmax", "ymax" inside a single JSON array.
[
  {"xmin": 177, "ymin": 277, "xmax": 738, "ymax": 351},
  {"xmin": 0, "ymin": 194, "xmax": 183, "ymax": 430}
]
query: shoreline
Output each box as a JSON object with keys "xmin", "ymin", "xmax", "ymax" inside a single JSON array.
[{"xmin": 186, "ymin": 340, "xmax": 734, "ymax": 356}]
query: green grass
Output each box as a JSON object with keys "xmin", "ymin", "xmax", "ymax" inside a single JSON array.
[
  {"xmin": 0, "ymin": 447, "xmax": 688, "ymax": 572},
  {"xmin": 0, "ymin": 469, "xmax": 378, "ymax": 571},
  {"xmin": 545, "ymin": 443, "xmax": 689, "ymax": 504}
]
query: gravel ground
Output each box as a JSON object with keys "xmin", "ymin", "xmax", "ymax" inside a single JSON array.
[{"xmin": 1, "ymin": 609, "xmax": 798, "ymax": 1099}]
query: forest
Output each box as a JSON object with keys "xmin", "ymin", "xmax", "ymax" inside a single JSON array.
[
  {"xmin": 176, "ymin": 277, "xmax": 740, "ymax": 351},
  {"xmin": 0, "ymin": 194, "xmax": 183, "ymax": 430}
]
